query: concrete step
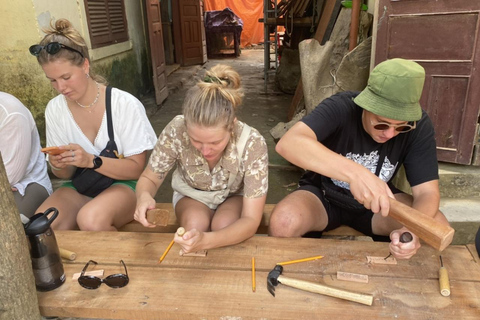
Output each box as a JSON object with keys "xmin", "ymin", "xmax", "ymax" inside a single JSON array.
[
  {"xmin": 441, "ymin": 198, "xmax": 480, "ymax": 245},
  {"xmin": 439, "ymin": 163, "xmax": 480, "ymax": 198}
]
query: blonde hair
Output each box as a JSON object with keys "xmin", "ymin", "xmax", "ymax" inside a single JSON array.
[
  {"xmin": 35, "ymin": 18, "xmax": 106, "ymax": 84},
  {"xmin": 183, "ymin": 64, "xmax": 243, "ymax": 130}
]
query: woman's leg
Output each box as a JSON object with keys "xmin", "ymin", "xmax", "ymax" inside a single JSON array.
[
  {"xmin": 36, "ymin": 187, "xmax": 91, "ymax": 230},
  {"xmin": 211, "ymin": 195, "xmax": 243, "ymax": 231},
  {"xmin": 175, "ymin": 197, "xmax": 214, "ymax": 232},
  {"xmin": 76, "ymin": 184, "xmax": 136, "ymax": 231}
]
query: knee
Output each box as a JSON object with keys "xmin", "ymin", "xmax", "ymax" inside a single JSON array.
[
  {"xmin": 268, "ymin": 203, "xmax": 304, "ymax": 237},
  {"xmin": 211, "ymin": 215, "xmax": 236, "ymax": 231},
  {"xmin": 77, "ymin": 209, "xmax": 114, "ymax": 231}
]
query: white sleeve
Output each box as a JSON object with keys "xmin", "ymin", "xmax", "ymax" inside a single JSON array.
[
  {"xmin": 0, "ymin": 112, "xmax": 32, "ymax": 185},
  {"xmin": 110, "ymin": 89, "xmax": 157, "ymax": 157}
]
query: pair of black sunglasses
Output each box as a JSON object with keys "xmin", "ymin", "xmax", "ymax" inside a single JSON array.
[
  {"xmin": 78, "ymin": 260, "xmax": 129, "ymax": 290},
  {"xmin": 29, "ymin": 42, "xmax": 84, "ymax": 58}
]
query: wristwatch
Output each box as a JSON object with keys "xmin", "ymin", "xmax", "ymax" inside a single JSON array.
[{"xmin": 92, "ymin": 155, "xmax": 103, "ymax": 169}]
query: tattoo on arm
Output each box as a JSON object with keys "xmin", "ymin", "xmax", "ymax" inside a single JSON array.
[{"xmin": 147, "ymin": 164, "xmax": 166, "ymax": 181}]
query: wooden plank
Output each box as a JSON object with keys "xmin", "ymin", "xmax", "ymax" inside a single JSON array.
[
  {"xmin": 53, "ymin": 232, "xmax": 480, "ymax": 282},
  {"xmin": 39, "ymin": 261, "xmax": 480, "ymax": 319}
]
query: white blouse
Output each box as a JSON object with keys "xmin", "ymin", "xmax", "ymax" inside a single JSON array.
[{"xmin": 45, "ymin": 87, "xmax": 157, "ymax": 157}]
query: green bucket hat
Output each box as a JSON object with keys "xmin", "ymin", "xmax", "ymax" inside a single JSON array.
[{"xmin": 353, "ymin": 58, "xmax": 425, "ymax": 121}]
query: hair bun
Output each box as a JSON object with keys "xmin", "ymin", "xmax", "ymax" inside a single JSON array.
[{"xmin": 54, "ymin": 18, "xmax": 72, "ymax": 35}]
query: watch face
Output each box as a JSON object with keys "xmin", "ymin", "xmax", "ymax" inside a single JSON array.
[{"xmin": 94, "ymin": 156, "xmax": 102, "ymax": 169}]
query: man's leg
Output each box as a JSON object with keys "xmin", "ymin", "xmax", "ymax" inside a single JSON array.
[{"xmin": 268, "ymin": 189, "xmax": 329, "ymax": 237}]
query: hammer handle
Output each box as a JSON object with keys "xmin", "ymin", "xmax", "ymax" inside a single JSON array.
[
  {"xmin": 388, "ymin": 198, "xmax": 454, "ymax": 251},
  {"xmin": 278, "ymin": 275, "xmax": 373, "ymax": 306}
]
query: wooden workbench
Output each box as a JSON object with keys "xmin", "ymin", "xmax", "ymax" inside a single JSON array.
[{"xmin": 37, "ymin": 231, "xmax": 480, "ymax": 319}]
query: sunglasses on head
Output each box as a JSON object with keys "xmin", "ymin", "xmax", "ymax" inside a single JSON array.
[
  {"xmin": 370, "ymin": 119, "xmax": 416, "ymax": 133},
  {"xmin": 78, "ymin": 260, "xmax": 129, "ymax": 290},
  {"xmin": 29, "ymin": 42, "xmax": 84, "ymax": 58}
]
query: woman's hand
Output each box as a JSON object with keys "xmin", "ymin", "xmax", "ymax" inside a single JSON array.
[
  {"xmin": 174, "ymin": 228, "xmax": 204, "ymax": 254},
  {"xmin": 134, "ymin": 194, "xmax": 157, "ymax": 228},
  {"xmin": 388, "ymin": 228, "xmax": 421, "ymax": 260},
  {"xmin": 58, "ymin": 143, "xmax": 91, "ymax": 168}
]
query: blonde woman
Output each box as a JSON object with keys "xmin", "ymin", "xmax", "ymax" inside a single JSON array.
[
  {"xmin": 31, "ymin": 19, "xmax": 157, "ymax": 230},
  {"xmin": 135, "ymin": 64, "xmax": 268, "ymax": 253}
]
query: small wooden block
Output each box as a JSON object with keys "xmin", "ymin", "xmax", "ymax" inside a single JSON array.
[
  {"xmin": 71, "ymin": 270, "xmax": 104, "ymax": 280},
  {"xmin": 337, "ymin": 271, "xmax": 369, "ymax": 283},
  {"xmin": 179, "ymin": 249, "xmax": 208, "ymax": 257},
  {"xmin": 146, "ymin": 209, "xmax": 170, "ymax": 226},
  {"xmin": 366, "ymin": 256, "xmax": 397, "ymax": 265}
]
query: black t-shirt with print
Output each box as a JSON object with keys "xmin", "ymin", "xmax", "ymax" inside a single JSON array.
[{"xmin": 299, "ymin": 91, "xmax": 438, "ymax": 195}]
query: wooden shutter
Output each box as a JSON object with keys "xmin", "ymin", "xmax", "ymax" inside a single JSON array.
[{"xmin": 84, "ymin": 0, "xmax": 129, "ymax": 49}]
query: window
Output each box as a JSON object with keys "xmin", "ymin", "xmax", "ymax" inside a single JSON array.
[{"xmin": 84, "ymin": 0, "xmax": 129, "ymax": 49}]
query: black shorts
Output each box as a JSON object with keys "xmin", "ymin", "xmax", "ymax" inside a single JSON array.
[{"xmin": 297, "ymin": 183, "xmax": 398, "ymax": 242}]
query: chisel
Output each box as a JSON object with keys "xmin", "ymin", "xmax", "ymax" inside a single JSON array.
[{"xmin": 439, "ymin": 255, "xmax": 451, "ymax": 297}]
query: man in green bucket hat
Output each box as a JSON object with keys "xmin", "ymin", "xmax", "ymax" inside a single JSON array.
[{"xmin": 269, "ymin": 58, "xmax": 450, "ymax": 259}]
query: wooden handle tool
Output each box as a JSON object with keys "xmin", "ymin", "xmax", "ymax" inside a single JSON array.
[
  {"xmin": 384, "ymin": 232, "xmax": 412, "ymax": 260},
  {"xmin": 439, "ymin": 256, "xmax": 451, "ymax": 297},
  {"xmin": 267, "ymin": 265, "xmax": 373, "ymax": 305},
  {"xmin": 388, "ymin": 198, "xmax": 454, "ymax": 251},
  {"xmin": 158, "ymin": 227, "xmax": 185, "ymax": 263},
  {"xmin": 278, "ymin": 275, "xmax": 373, "ymax": 306},
  {"xmin": 59, "ymin": 247, "xmax": 76, "ymax": 261}
]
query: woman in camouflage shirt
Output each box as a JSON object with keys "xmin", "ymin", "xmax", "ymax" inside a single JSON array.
[{"xmin": 134, "ymin": 64, "xmax": 268, "ymax": 253}]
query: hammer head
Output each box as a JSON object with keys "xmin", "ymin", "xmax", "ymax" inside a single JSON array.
[{"xmin": 267, "ymin": 265, "xmax": 284, "ymax": 297}]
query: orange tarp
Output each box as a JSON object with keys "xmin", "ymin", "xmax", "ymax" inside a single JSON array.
[{"xmin": 204, "ymin": 0, "xmax": 264, "ymax": 47}]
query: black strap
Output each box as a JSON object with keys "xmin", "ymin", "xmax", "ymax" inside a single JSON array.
[{"xmin": 105, "ymin": 86, "xmax": 114, "ymax": 142}]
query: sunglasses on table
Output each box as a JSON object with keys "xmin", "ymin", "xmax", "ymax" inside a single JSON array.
[
  {"xmin": 370, "ymin": 119, "xmax": 416, "ymax": 133},
  {"xmin": 78, "ymin": 260, "xmax": 129, "ymax": 289},
  {"xmin": 29, "ymin": 42, "xmax": 84, "ymax": 58}
]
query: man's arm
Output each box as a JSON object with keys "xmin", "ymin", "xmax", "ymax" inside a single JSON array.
[
  {"xmin": 411, "ymin": 180, "xmax": 449, "ymax": 224},
  {"xmin": 276, "ymin": 121, "xmax": 394, "ymax": 215}
]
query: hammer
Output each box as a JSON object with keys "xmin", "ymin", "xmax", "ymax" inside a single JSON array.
[{"xmin": 267, "ymin": 265, "xmax": 373, "ymax": 306}]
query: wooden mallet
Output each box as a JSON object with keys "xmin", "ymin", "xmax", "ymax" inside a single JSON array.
[
  {"xmin": 158, "ymin": 227, "xmax": 185, "ymax": 263},
  {"xmin": 388, "ymin": 198, "xmax": 455, "ymax": 251}
]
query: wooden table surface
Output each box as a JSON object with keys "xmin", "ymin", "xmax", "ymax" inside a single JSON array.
[{"xmin": 37, "ymin": 231, "xmax": 480, "ymax": 320}]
